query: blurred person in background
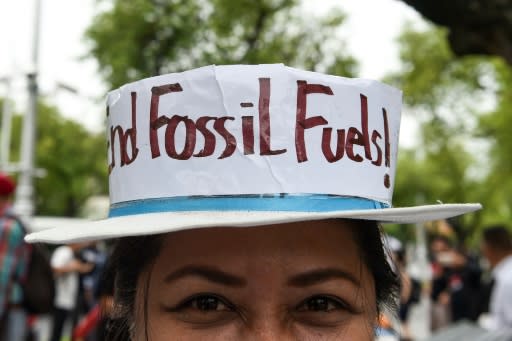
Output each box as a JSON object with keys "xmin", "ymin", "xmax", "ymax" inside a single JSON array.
[
  {"xmin": 480, "ymin": 225, "xmax": 512, "ymax": 330},
  {"xmin": 77, "ymin": 242, "xmax": 108, "ymax": 341},
  {"xmin": 429, "ymin": 235, "xmax": 453, "ymax": 329},
  {"xmin": 70, "ymin": 242, "xmax": 112, "ymax": 341},
  {"xmin": 429, "ymin": 234, "xmax": 482, "ymax": 330},
  {"xmin": 386, "ymin": 236, "xmax": 421, "ymax": 341},
  {"xmin": 50, "ymin": 242, "xmax": 93, "ymax": 341},
  {"xmin": 94, "ymin": 252, "xmax": 115, "ymax": 341},
  {"xmin": 79, "ymin": 243, "xmax": 106, "ymax": 311},
  {"xmin": 0, "ymin": 173, "xmax": 30, "ymax": 341}
]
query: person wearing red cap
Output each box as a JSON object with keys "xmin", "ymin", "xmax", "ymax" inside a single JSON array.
[{"xmin": 0, "ymin": 173, "xmax": 30, "ymax": 341}]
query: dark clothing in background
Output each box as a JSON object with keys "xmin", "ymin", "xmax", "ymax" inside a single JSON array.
[
  {"xmin": 431, "ymin": 258, "xmax": 482, "ymax": 321},
  {"xmin": 477, "ymin": 276, "xmax": 495, "ymax": 316},
  {"xmin": 96, "ymin": 248, "xmax": 115, "ymax": 341},
  {"xmin": 50, "ymin": 307, "xmax": 72, "ymax": 341}
]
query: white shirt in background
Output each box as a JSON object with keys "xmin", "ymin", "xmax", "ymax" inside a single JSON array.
[
  {"xmin": 50, "ymin": 245, "xmax": 78, "ymax": 310},
  {"xmin": 490, "ymin": 254, "xmax": 512, "ymax": 330}
]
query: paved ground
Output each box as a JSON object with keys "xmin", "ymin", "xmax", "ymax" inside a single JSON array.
[{"xmin": 408, "ymin": 294, "xmax": 431, "ymax": 340}]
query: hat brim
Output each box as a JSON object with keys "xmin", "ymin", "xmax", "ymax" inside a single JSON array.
[{"xmin": 26, "ymin": 203, "xmax": 481, "ymax": 244}]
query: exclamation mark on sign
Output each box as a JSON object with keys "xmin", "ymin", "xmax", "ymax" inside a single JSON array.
[{"xmin": 383, "ymin": 108, "xmax": 391, "ymax": 188}]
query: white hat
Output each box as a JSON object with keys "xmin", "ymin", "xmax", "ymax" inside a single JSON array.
[{"xmin": 26, "ymin": 64, "xmax": 481, "ymax": 243}]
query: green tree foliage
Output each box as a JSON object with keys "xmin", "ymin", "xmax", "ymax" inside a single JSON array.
[
  {"xmin": 7, "ymin": 101, "xmax": 108, "ymax": 216},
  {"xmin": 385, "ymin": 25, "xmax": 499, "ymax": 242},
  {"xmin": 86, "ymin": 0, "xmax": 357, "ymax": 89},
  {"xmin": 478, "ymin": 60, "xmax": 512, "ymax": 224}
]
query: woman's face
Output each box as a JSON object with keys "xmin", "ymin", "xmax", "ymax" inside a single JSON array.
[{"xmin": 134, "ymin": 220, "xmax": 377, "ymax": 340}]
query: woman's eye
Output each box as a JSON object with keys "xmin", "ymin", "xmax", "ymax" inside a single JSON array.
[
  {"xmin": 164, "ymin": 294, "xmax": 237, "ymax": 326},
  {"xmin": 293, "ymin": 295, "xmax": 358, "ymax": 328},
  {"xmin": 298, "ymin": 295, "xmax": 347, "ymax": 312},
  {"xmin": 303, "ymin": 296, "xmax": 343, "ymax": 312},
  {"xmin": 188, "ymin": 295, "xmax": 230, "ymax": 311}
]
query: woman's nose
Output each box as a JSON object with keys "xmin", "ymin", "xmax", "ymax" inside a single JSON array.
[
  {"xmin": 240, "ymin": 313, "xmax": 297, "ymax": 341},
  {"xmin": 243, "ymin": 325, "xmax": 293, "ymax": 341}
]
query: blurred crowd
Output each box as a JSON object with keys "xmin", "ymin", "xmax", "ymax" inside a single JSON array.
[
  {"xmin": 1, "ymin": 169, "xmax": 512, "ymax": 341},
  {"xmin": 0, "ymin": 173, "xmax": 114, "ymax": 341},
  {"xmin": 379, "ymin": 220, "xmax": 512, "ymax": 340}
]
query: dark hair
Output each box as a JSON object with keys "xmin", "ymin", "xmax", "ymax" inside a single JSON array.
[
  {"xmin": 347, "ymin": 220, "xmax": 399, "ymax": 313},
  {"xmin": 482, "ymin": 225, "xmax": 512, "ymax": 252},
  {"xmin": 104, "ymin": 234, "xmax": 163, "ymax": 340},
  {"xmin": 104, "ymin": 220, "xmax": 399, "ymax": 340}
]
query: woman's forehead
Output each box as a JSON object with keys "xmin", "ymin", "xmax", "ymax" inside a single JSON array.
[
  {"xmin": 162, "ymin": 218, "xmax": 355, "ymax": 244},
  {"xmin": 153, "ymin": 219, "xmax": 364, "ymax": 274}
]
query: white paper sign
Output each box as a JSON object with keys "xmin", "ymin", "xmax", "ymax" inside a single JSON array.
[{"xmin": 106, "ymin": 64, "xmax": 402, "ymax": 206}]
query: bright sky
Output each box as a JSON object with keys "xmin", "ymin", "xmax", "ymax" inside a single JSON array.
[{"xmin": 0, "ymin": 0, "xmax": 425, "ymax": 142}]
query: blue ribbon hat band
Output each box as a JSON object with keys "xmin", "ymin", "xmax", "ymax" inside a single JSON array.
[{"xmin": 108, "ymin": 194, "xmax": 390, "ymax": 218}]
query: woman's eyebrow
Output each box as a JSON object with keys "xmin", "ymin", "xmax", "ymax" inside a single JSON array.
[
  {"xmin": 163, "ymin": 265, "xmax": 247, "ymax": 287},
  {"xmin": 287, "ymin": 268, "xmax": 361, "ymax": 288}
]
